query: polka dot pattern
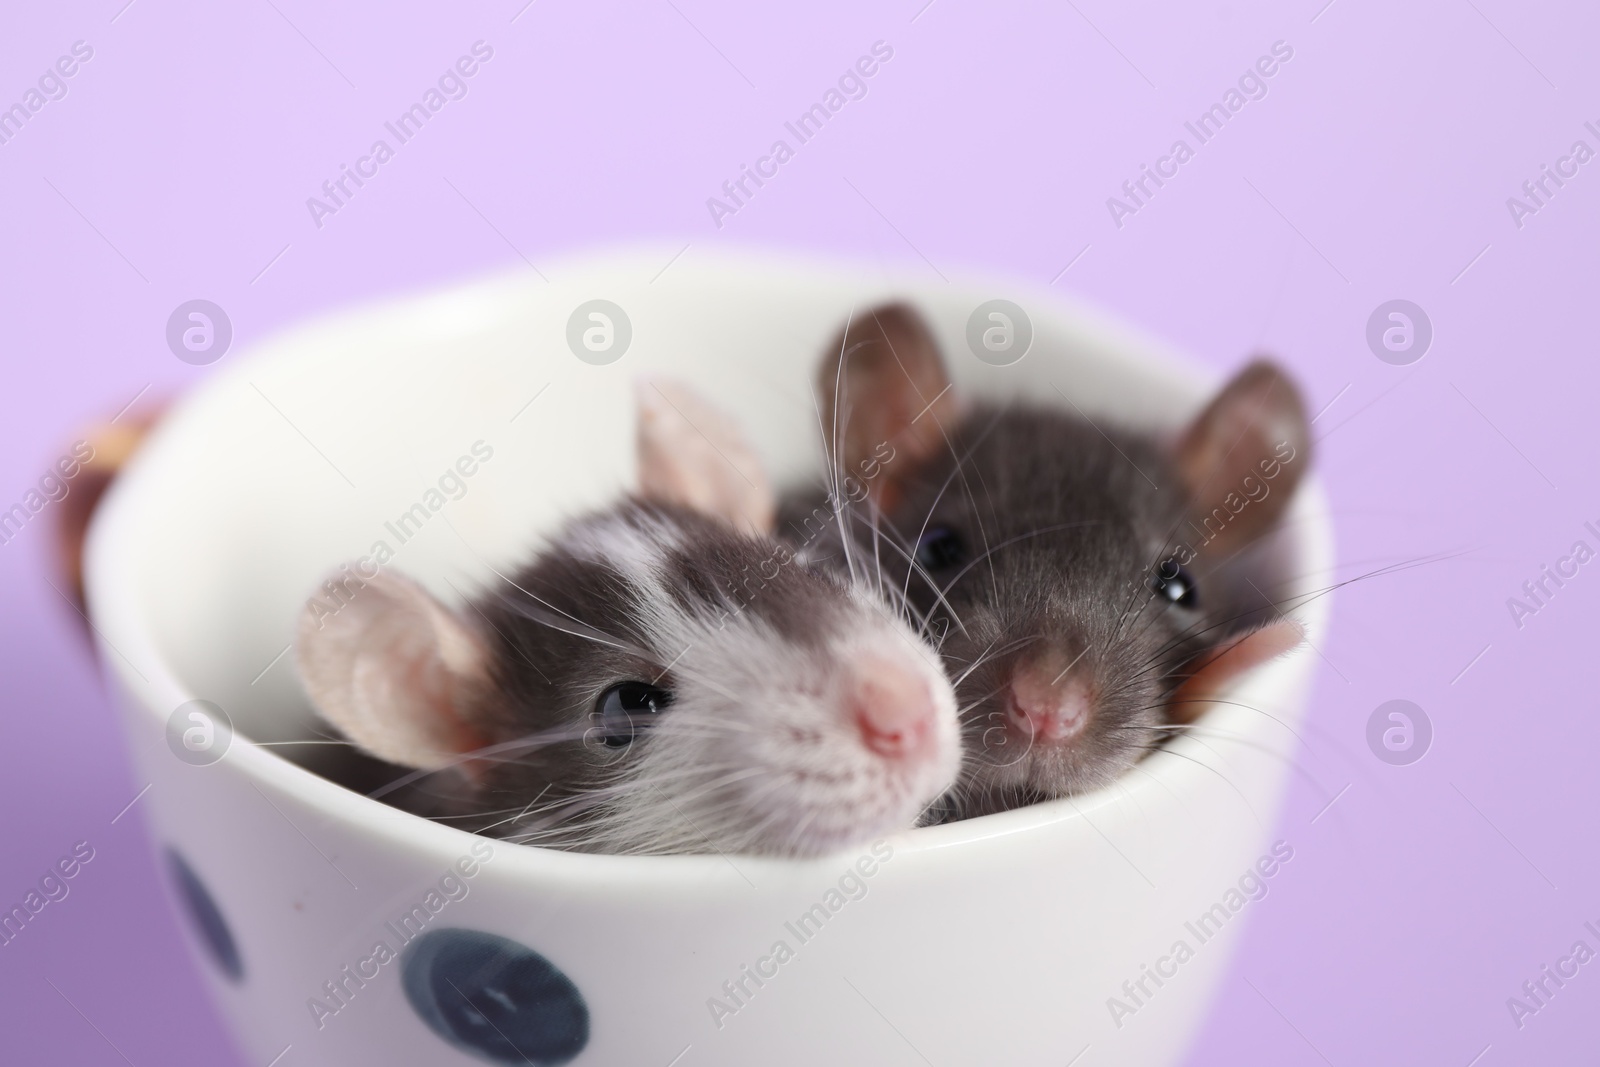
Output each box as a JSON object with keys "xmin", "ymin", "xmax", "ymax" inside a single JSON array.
[
  {"xmin": 166, "ymin": 848, "xmax": 243, "ymax": 983},
  {"xmin": 402, "ymin": 928, "xmax": 588, "ymax": 1064}
]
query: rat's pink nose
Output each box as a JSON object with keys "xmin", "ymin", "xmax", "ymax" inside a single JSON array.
[
  {"xmin": 848, "ymin": 657, "xmax": 936, "ymax": 759},
  {"xmin": 1007, "ymin": 648, "xmax": 1093, "ymax": 743}
]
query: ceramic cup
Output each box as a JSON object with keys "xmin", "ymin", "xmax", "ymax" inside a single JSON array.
[{"xmin": 85, "ymin": 248, "xmax": 1331, "ymax": 1066}]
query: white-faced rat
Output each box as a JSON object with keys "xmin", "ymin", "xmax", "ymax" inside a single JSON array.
[
  {"xmin": 294, "ymin": 380, "xmax": 962, "ymax": 857},
  {"xmin": 783, "ymin": 303, "xmax": 1310, "ymax": 818}
]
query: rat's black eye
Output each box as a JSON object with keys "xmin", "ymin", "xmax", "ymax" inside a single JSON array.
[
  {"xmin": 915, "ymin": 526, "xmax": 967, "ymax": 572},
  {"xmin": 595, "ymin": 682, "xmax": 674, "ymax": 748},
  {"xmin": 1150, "ymin": 558, "xmax": 1198, "ymax": 609}
]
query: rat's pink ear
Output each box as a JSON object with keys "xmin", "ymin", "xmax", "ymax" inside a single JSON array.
[
  {"xmin": 817, "ymin": 303, "xmax": 960, "ymax": 513},
  {"xmin": 635, "ymin": 378, "xmax": 776, "ymax": 534},
  {"xmin": 294, "ymin": 568, "xmax": 490, "ymax": 770},
  {"xmin": 1167, "ymin": 618, "xmax": 1304, "ymax": 724},
  {"xmin": 1172, "ymin": 360, "xmax": 1310, "ymax": 560}
]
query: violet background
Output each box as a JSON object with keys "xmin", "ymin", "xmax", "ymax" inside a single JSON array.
[{"xmin": 1, "ymin": 0, "xmax": 1595, "ymax": 1063}]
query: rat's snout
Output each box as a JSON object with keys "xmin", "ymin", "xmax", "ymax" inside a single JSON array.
[
  {"xmin": 845, "ymin": 654, "xmax": 938, "ymax": 760},
  {"xmin": 1006, "ymin": 644, "xmax": 1095, "ymax": 745}
]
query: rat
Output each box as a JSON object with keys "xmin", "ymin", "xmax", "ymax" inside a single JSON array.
[
  {"xmin": 294, "ymin": 379, "xmax": 962, "ymax": 857},
  {"xmin": 780, "ymin": 303, "xmax": 1310, "ymax": 818}
]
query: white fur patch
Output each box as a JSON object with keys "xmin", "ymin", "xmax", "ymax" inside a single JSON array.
[
  {"xmin": 570, "ymin": 552, "xmax": 962, "ymax": 857},
  {"xmin": 564, "ymin": 509, "xmax": 681, "ymax": 594}
]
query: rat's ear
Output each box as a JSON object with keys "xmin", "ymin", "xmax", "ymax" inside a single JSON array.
[
  {"xmin": 294, "ymin": 569, "xmax": 490, "ymax": 770},
  {"xmin": 635, "ymin": 378, "xmax": 776, "ymax": 534},
  {"xmin": 817, "ymin": 302, "xmax": 960, "ymax": 512},
  {"xmin": 1172, "ymin": 360, "xmax": 1310, "ymax": 560},
  {"xmin": 1167, "ymin": 618, "xmax": 1304, "ymax": 724}
]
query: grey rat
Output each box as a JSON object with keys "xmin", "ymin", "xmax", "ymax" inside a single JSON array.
[
  {"xmin": 295, "ymin": 380, "xmax": 961, "ymax": 857},
  {"xmin": 782, "ymin": 304, "xmax": 1309, "ymax": 818}
]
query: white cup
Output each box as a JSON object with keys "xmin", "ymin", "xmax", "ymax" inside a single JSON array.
[{"xmin": 86, "ymin": 248, "xmax": 1331, "ymax": 1067}]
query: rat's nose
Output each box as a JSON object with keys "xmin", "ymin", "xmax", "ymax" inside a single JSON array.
[
  {"xmin": 1006, "ymin": 646, "xmax": 1094, "ymax": 743},
  {"xmin": 847, "ymin": 656, "xmax": 936, "ymax": 759}
]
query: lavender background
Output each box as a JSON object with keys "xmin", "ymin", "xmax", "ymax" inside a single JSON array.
[{"xmin": 2, "ymin": 0, "xmax": 1595, "ymax": 1063}]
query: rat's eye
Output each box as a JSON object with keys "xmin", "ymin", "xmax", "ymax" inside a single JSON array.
[
  {"xmin": 1150, "ymin": 558, "xmax": 1197, "ymax": 609},
  {"xmin": 915, "ymin": 526, "xmax": 967, "ymax": 572},
  {"xmin": 595, "ymin": 682, "xmax": 674, "ymax": 748}
]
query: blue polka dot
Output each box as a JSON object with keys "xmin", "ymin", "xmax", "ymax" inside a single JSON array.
[
  {"xmin": 165, "ymin": 848, "xmax": 243, "ymax": 983},
  {"xmin": 402, "ymin": 928, "xmax": 588, "ymax": 1065}
]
